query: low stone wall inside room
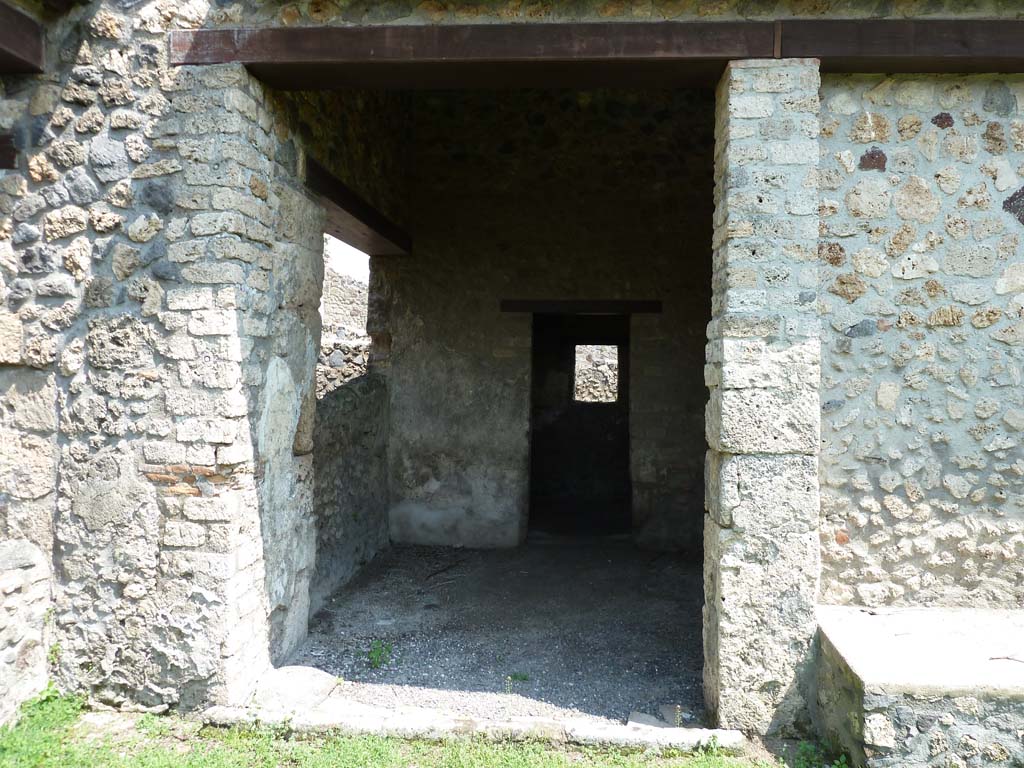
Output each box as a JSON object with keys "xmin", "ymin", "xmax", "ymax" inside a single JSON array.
[
  {"xmin": 380, "ymin": 89, "xmax": 714, "ymax": 552},
  {"xmin": 309, "ymin": 242, "xmax": 387, "ymax": 612},
  {"xmin": 310, "ymin": 373, "xmax": 389, "ymax": 614},
  {"xmin": 317, "ymin": 243, "xmax": 371, "ymax": 398},
  {"xmin": 818, "ymin": 74, "xmax": 1024, "ymax": 608},
  {"xmin": 0, "ymin": 540, "xmax": 50, "ymax": 725}
]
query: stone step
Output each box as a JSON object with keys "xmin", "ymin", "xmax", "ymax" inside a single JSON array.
[{"xmin": 209, "ymin": 679, "xmax": 746, "ymax": 753}]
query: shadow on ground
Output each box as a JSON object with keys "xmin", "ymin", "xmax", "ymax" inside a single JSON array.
[{"xmin": 291, "ymin": 535, "xmax": 705, "ymax": 727}]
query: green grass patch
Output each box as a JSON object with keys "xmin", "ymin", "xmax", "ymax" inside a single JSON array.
[{"xmin": 0, "ymin": 691, "xmax": 844, "ymax": 768}]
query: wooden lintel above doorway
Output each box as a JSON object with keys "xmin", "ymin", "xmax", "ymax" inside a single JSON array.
[
  {"xmin": 304, "ymin": 156, "xmax": 410, "ymax": 257},
  {"xmin": 169, "ymin": 20, "xmax": 1024, "ymax": 90},
  {"xmin": 0, "ymin": 2, "xmax": 43, "ymax": 74},
  {"xmin": 169, "ymin": 21, "xmax": 772, "ymax": 89}
]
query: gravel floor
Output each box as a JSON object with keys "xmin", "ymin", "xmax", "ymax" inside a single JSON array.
[{"xmin": 291, "ymin": 535, "xmax": 705, "ymax": 726}]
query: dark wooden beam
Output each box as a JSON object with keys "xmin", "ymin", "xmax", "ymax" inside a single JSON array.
[
  {"xmin": 501, "ymin": 300, "xmax": 663, "ymax": 315},
  {"xmin": 171, "ymin": 22, "xmax": 773, "ymax": 65},
  {"xmin": 0, "ymin": 2, "xmax": 43, "ymax": 74},
  {"xmin": 170, "ymin": 22, "xmax": 773, "ymax": 89},
  {"xmin": 170, "ymin": 20, "xmax": 1024, "ymax": 89},
  {"xmin": 305, "ymin": 156, "xmax": 410, "ymax": 257},
  {"xmin": 783, "ymin": 19, "xmax": 1024, "ymax": 73}
]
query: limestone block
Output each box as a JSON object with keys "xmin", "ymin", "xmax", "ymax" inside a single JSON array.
[
  {"xmin": 187, "ymin": 309, "xmax": 235, "ymax": 336},
  {"xmin": 894, "ymin": 175, "xmax": 940, "ymax": 222},
  {"xmin": 86, "ymin": 315, "xmax": 154, "ymax": 369},
  {"xmin": 163, "ymin": 521, "xmax": 206, "ymax": 548},
  {"xmin": 704, "ymin": 521, "xmax": 819, "ymax": 735},
  {"xmin": 183, "ymin": 495, "xmax": 239, "ymax": 522},
  {"xmin": 708, "ymin": 387, "xmax": 819, "ymax": 455},
  {"xmin": 846, "ymin": 178, "xmax": 891, "ymax": 218},
  {"xmin": 712, "ymin": 338, "xmax": 821, "ymax": 391},
  {"xmin": 709, "ymin": 454, "xmax": 818, "ymax": 533},
  {"xmin": 995, "ymin": 263, "xmax": 1024, "ymax": 295},
  {"xmin": 0, "ymin": 312, "xmax": 23, "ymax": 364},
  {"xmin": 43, "ymin": 205, "xmax": 88, "ymax": 241},
  {"xmin": 72, "ymin": 476, "xmax": 153, "ymax": 533},
  {"xmin": 0, "ymin": 369, "xmax": 57, "ymax": 434},
  {"xmin": 0, "ymin": 428, "xmax": 56, "ymax": 500}
]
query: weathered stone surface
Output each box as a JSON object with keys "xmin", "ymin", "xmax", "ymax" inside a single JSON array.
[
  {"xmin": 0, "ymin": 427, "xmax": 56, "ymax": 501},
  {"xmin": 0, "ymin": 370, "xmax": 57, "ymax": 434},
  {"xmin": 894, "ymin": 175, "xmax": 940, "ymax": 222},
  {"xmin": 705, "ymin": 59, "xmax": 821, "ymax": 737},
  {"xmin": 819, "ymin": 74, "xmax": 1024, "ymax": 612},
  {"xmin": 0, "ymin": 0, "xmax": 1021, "ymax": 744},
  {"xmin": 43, "ymin": 205, "xmax": 88, "ymax": 241},
  {"xmin": 850, "ymin": 112, "xmax": 890, "ymax": 143},
  {"xmin": 86, "ymin": 315, "xmax": 153, "ymax": 369},
  {"xmin": 0, "ymin": 540, "xmax": 50, "ymax": 726},
  {"xmin": 829, "ymin": 272, "xmax": 867, "ymax": 302},
  {"xmin": 846, "ymin": 177, "xmax": 891, "ymax": 218},
  {"xmin": 816, "ymin": 607, "xmax": 1024, "ymax": 768},
  {"xmin": 0, "ymin": 312, "xmax": 22, "ymax": 364}
]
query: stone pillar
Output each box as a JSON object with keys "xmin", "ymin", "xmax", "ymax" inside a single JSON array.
[{"xmin": 704, "ymin": 59, "xmax": 822, "ymax": 735}]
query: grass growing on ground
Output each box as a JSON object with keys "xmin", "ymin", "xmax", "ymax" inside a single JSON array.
[{"xmin": 0, "ymin": 689, "xmax": 841, "ymax": 768}]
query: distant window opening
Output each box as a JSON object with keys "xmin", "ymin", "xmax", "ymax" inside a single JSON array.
[
  {"xmin": 530, "ymin": 315, "xmax": 631, "ymax": 536},
  {"xmin": 573, "ymin": 344, "xmax": 619, "ymax": 403},
  {"xmin": 317, "ymin": 235, "xmax": 372, "ymax": 398}
]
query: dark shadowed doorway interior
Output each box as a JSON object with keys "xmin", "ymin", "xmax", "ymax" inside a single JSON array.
[{"xmin": 529, "ymin": 313, "xmax": 631, "ymax": 536}]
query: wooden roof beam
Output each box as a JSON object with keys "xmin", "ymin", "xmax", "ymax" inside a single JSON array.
[
  {"xmin": 169, "ymin": 22, "xmax": 773, "ymax": 88},
  {"xmin": 304, "ymin": 157, "xmax": 410, "ymax": 257},
  {"xmin": 0, "ymin": 2, "xmax": 43, "ymax": 74},
  {"xmin": 782, "ymin": 19, "xmax": 1024, "ymax": 73},
  {"xmin": 170, "ymin": 22, "xmax": 773, "ymax": 66},
  {"xmin": 169, "ymin": 20, "xmax": 1024, "ymax": 89}
]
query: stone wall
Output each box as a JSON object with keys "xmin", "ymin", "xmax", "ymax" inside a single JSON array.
[
  {"xmin": 704, "ymin": 59, "xmax": 822, "ymax": 735},
  {"xmin": 573, "ymin": 344, "xmax": 619, "ymax": 403},
  {"xmin": 381, "ymin": 88, "xmax": 714, "ymax": 551},
  {"xmin": 272, "ymin": 92, "xmax": 410, "ymax": 230},
  {"xmin": 0, "ymin": 0, "xmax": 339, "ymax": 713},
  {"xmin": 816, "ymin": 630, "xmax": 1024, "ymax": 767},
  {"xmin": 310, "ymin": 249, "xmax": 386, "ymax": 611},
  {"xmin": 0, "ymin": 540, "xmax": 50, "ymax": 725},
  {"xmin": 310, "ymin": 373, "xmax": 388, "ymax": 614},
  {"xmin": 316, "ymin": 338, "xmax": 369, "ymax": 398},
  {"xmin": 818, "ymin": 75, "xmax": 1024, "ymax": 609},
  {"xmin": 317, "ymin": 246, "xmax": 370, "ymax": 398},
  {"xmin": 321, "ymin": 267, "xmax": 368, "ymax": 340}
]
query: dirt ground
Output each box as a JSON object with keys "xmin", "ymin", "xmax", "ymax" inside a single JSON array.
[{"xmin": 291, "ymin": 534, "xmax": 705, "ymax": 727}]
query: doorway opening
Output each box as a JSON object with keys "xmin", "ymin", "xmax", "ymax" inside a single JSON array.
[
  {"xmin": 287, "ymin": 86, "xmax": 715, "ymax": 731},
  {"xmin": 529, "ymin": 313, "xmax": 631, "ymax": 537}
]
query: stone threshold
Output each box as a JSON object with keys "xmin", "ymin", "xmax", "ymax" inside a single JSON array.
[{"xmin": 200, "ymin": 666, "xmax": 746, "ymax": 752}]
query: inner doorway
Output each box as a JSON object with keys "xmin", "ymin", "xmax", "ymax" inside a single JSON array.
[{"xmin": 529, "ymin": 313, "xmax": 631, "ymax": 536}]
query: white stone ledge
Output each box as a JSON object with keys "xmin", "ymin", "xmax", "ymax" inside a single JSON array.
[
  {"xmin": 201, "ymin": 666, "xmax": 746, "ymax": 753},
  {"xmin": 817, "ymin": 605, "xmax": 1024, "ymax": 700}
]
